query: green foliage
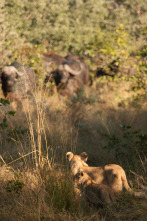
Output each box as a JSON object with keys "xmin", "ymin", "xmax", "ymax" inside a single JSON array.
[
  {"xmin": 0, "ymin": 117, "xmax": 8, "ymax": 130},
  {"xmin": 8, "ymin": 111, "xmax": 16, "ymax": 116},
  {"xmin": 1, "ymin": 0, "xmax": 147, "ymax": 63},
  {"xmin": 119, "ymin": 92, "xmax": 147, "ymax": 108},
  {"xmin": 0, "ymin": 98, "xmax": 10, "ymax": 106},
  {"xmin": 103, "ymin": 124, "xmax": 147, "ymax": 172},
  {"xmin": 100, "ymin": 24, "xmax": 129, "ymax": 58},
  {"xmin": 139, "ymin": 44, "xmax": 147, "ymax": 57},
  {"xmin": 98, "ymin": 24, "xmax": 132, "ymax": 77},
  {"xmin": 6, "ymin": 172, "xmax": 25, "ymax": 193},
  {"xmin": 1, "ymin": 0, "xmax": 146, "ymax": 92}
]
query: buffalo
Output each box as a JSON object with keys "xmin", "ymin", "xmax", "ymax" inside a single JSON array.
[
  {"xmin": 44, "ymin": 55, "xmax": 90, "ymax": 96},
  {"xmin": 0, "ymin": 61, "xmax": 36, "ymax": 105},
  {"xmin": 43, "ymin": 53, "xmax": 65, "ymax": 73}
]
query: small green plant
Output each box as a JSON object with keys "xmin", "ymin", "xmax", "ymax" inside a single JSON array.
[
  {"xmin": 6, "ymin": 173, "xmax": 25, "ymax": 193},
  {"xmin": 0, "ymin": 98, "xmax": 10, "ymax": 106}
]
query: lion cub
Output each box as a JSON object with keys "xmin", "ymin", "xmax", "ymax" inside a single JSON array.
[
  {"xmin": 76, "ymin": 169, "xmax": 115, "ymax": 206},
  {"xmin": 66, "ymin": 152, "xmax": 132, "ymax": 193}
]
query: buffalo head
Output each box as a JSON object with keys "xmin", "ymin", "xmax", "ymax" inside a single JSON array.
[{"xmin": 1, "ymin": 65, "xmax": 23, "ymax": 96}]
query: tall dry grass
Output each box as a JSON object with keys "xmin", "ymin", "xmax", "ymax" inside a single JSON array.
[{"xmin": 0, "ymin": 82, "xmax": 147, "ymax": 220}]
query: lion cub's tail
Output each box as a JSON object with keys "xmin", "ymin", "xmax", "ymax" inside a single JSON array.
[
  {"xmin": 122, "ymin": 173, "xmax": 147, "ymax": 198},
  {"xmin": 133, "ymin": 191, "xmax": 147, "ymax": 198},
  {"xmin": 121, "ymin": 172, "xmax": 132, "ymax": 192}
]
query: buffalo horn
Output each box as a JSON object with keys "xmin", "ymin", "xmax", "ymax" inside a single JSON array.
[{"xmin": 59, "ymin": 63, "xmax": 83, "ymax": 76}]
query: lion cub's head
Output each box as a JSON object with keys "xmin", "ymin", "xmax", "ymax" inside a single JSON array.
[
  {"xmin": 66, "ymin": 152, "xmax": 88, "ymax": 176},
  {"xmin": 76, "ymin": 169, "xmax": 95, "ymax": 188}
]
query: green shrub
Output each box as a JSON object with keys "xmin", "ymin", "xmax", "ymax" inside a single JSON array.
[
  {"xmin": 103, "ymin": 124, "xmax": 147, "ymax": 172},
  {"xmin": 6, "ymin": 172, "xmax": 25, "ymax": 193}
]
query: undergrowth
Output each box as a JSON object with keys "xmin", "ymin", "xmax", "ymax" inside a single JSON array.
[{"xmin": 0, "ymin": 86, "xmax": 147, "ymax": 220}]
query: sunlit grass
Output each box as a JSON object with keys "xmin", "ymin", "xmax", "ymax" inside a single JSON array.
[{"xmin": 0, "ymin": 83, "xmax": 147, "ymax": 220}]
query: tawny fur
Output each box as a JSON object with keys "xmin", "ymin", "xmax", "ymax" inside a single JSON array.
[
  {"xmin": 66, "ymin": 152, "xmax": 132, "ymax": 193},
  {"xmin": 76, "ymin": 169, "xmax": 115, "ymax": 206}
]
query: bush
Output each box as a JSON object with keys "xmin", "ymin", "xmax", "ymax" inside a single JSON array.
[{"xmin": 103, "ymin": 124, "xmax": 147, "ymax": 172}]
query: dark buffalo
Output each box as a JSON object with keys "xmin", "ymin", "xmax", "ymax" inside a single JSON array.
[
  {"xmin": 45, "ymin": 55, "xmax": 90, "ymax": 96},
  {"xmin": 43, "ymin": 53, "xmax": 65, "ymax": 74},
  {"xmin": 0, "ymin": 61, "xmax": 36, "ymax": 104}
]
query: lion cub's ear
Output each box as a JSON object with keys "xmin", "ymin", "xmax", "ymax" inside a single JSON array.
[
  {"xmin": 80, "ymin": 152, "xmax": 88, "ymax": 162},
  {"xmin": 66, "ymin": 152, "xmax": 74, "ymax": 161}
]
